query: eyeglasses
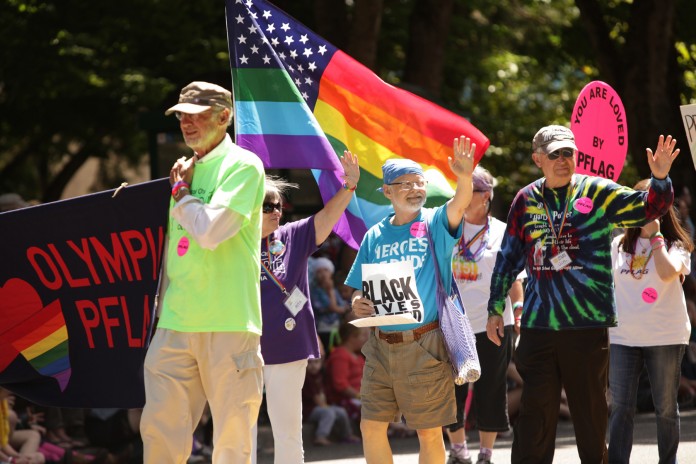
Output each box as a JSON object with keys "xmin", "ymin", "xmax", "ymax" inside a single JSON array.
[
  {"xmin": 174, "ymin": 111, "xmax": 211, "ymax": 122},
  {"xmin": 262, "ymin": 202, "xmax": 282, "ymax": 214},
  {"xmin": 546, "ymin": 148, "xmax": 575, "ymax": 161},
  {"xmin": 388, "ymin": 180, "xmax": 428, "ymax": 191}
]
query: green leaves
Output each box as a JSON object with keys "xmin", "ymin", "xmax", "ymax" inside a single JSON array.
[{"xmin": 0, "ymin": 0, "xmax": 693, "ymax": 208}]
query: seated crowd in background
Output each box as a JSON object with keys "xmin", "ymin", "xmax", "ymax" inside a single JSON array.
[{"xmin": 0, "ymin": 388, "xmax": 142, "ymax": 464}]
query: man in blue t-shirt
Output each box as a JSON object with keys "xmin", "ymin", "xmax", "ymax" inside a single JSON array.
[{"xmin": 345, "ymin": 137, "xmax": 475, "ymax": 464}]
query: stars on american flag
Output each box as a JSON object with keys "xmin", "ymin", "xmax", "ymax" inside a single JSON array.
[{"xmin": 230, "ymin": 0, "xmax": 335, "ymax": 103}]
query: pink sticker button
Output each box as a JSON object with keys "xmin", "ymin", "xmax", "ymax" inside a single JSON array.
[
  {"xmin": 641, "ymin": 287, "xmax": 658, "ymax": 304},
  {"xmin": 410, "ymin": 221, "xmax": 426, "ymax": 238},
  {"xmin": 574, "ymin": 197, "xmax": 594, "ymax": 214},
  {"xmin": 177, "ymin": 237, "xmax": 190, "ymax": 256}
]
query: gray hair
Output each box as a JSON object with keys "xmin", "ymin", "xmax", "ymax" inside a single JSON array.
[
  {"xmin": 472, "ymin": 165, "xmax": 498, "ymax": 201},
  {"xmin": 264, "ymin": 175, "xmax": 299, "ymax": 202},
  {"xmin": 213, "ymin": 107, "xmax": 233, "ymax": 127}
]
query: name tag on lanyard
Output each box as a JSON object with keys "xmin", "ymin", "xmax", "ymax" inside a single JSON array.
[
  {"xmin": 550, "ymin": 250, "xmax": 572, "ymax": 270},
  {"xmin": 284, "ymin": 286, "xmax": 308, "ymax": 316}
]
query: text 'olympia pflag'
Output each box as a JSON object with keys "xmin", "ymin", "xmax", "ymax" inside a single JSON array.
[
  {"xmin": 0, "ymin": 179, "xmax": 170, "ymax": 408},
  {"xmin": 225, "ymin": 0, "xmax": 490, "ymax": 248}
]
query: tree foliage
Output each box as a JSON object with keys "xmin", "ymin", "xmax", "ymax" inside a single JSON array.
[{"xmin": 0, "ymin": 0, "xmax": 694, "ymax": 215}]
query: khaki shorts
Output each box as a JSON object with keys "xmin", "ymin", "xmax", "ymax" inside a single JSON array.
[{"xmin": 359, "ymin": 327, "xmax": 456, "ymax": 430}]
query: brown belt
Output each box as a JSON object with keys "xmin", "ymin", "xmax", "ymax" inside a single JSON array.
[{"xmin": 376, "ymin": 320, "xmax": 439, "ymax": 344}]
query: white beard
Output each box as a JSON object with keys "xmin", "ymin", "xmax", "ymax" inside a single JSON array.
[{"xmin": 393, "ymin": 195, "xmax": 426, "ymax": 214}]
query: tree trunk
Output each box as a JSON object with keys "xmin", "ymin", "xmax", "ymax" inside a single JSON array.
[
  {"xmin": 313, "ymin": 0, "xmax": 349, "ymax": 50},
  {"xmin": 42, "ymin": 145, "xmax": 94, "ymax": 203},
  {"xmin": 576, "ymin": 0, "xmax": 693, "ymax": 191},
  {"xmin": 345, "ymin": 0, "xmax": 384, "ymax": 70},
  {"xmin": 403, "ymin": 0, "xmax": 454, "ymax": 100}
]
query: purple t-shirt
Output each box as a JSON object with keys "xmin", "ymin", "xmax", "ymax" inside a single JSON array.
[{"xmin": 260, "ymin": 216, "xmax": 321, "ymax": 364}]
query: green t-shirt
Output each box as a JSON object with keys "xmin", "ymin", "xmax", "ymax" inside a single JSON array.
[{"xmin": 159, "ymin": 136, "xmax": 265, "ymax": 334}]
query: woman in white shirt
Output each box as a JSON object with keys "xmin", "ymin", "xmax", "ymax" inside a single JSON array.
[
  {"xmin": 446, "ymin": 165, "xmax": 524, "ymax": 464},
  {"xmin": 609, "ymin": 178, "xmax": 694, "ymax": 464}
]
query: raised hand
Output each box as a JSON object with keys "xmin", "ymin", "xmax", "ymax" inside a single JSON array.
[
  {"xmin": 341, "ymin": 150, "xmax": 360, "ymax": 190},
  {"xmin": 646, "ymin": 135, "xmax": 680, "ymax": 180},
  {"xmin": 450, "ymin": 136, "xmax": 476, "ymax": 180}
]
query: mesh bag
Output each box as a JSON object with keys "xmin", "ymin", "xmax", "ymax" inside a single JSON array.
[
  {"xmin": 426, "ymin": 222, "xmax": 481, "ymax": 385},
  {"xmin": 437, "ymin": 277, "xmax": 481, "ymax": 384}
]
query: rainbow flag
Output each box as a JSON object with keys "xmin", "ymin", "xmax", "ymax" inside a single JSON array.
[
  {"xmin": 0, "ymin": 278, "xmax": 71, "ymax": 391},
  {"xmin": 226, "ymin": 0, "xmax": 489, "ymax": 248}
]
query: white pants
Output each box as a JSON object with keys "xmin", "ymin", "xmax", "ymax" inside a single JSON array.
[
  {"xmin": 141, "ymin": 330, "xmax": 263, "ymax": 464},
  {"xmin": 254, "ymin": 359, "xmax": 308, "ymax": 464}
]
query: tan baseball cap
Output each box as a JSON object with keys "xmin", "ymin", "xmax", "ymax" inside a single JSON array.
[
  {"xmin": 165, "ymin": 81, "xmax": 232, "ymax": 115},
  {"xmin": 532, "ymin": 125, "xmax": 578, "ymax": 155}
]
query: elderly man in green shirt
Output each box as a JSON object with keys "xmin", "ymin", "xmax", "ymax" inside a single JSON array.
[{"xmin": 141, "ymin": 81, "xmax": 265, "ymax": 464}]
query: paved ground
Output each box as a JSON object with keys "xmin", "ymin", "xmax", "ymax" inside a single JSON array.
[{"xmin": 257, "ymin": 409, "xmax": 696, "ymax": 463}]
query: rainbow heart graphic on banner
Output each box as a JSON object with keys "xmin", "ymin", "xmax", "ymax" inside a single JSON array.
[{"xmin": 0, "ymin": 278, "xmax": 71, "ymax": 391}]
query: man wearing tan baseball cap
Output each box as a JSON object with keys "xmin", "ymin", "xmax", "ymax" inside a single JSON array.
[
  {"xmin": 164, "ymin": 81, "xmax": 233, "ymax": 117},
  {"xmin": 141, "ymin": 81, "xmax": 265, "ymax": 464}
]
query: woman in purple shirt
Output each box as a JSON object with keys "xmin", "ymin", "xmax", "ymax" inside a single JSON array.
[{"xmin": 256, "ymin": 151, "xmax": 359, "ymax": 464}]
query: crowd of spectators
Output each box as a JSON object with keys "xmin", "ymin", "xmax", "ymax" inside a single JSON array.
[{"xmin": 0, "ymin": 389, "xmax": 141, "ymax": 463}]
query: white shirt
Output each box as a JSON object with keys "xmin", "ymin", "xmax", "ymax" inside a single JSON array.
[
  {"xmin": 610, "ymin": 234, "xmax": 691, "ymax": 346},
  {"xmin": 452, "ymin": 217, "xmax": 525, "ymax": 334}
]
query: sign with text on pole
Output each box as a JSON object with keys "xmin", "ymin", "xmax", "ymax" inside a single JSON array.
[
  {"xmin": 350, "ymin": 261, "xmax": 422, "ymax": 327},
  {"xmin": 679, "ymin": 103, "xmax": 696, "ymax": 171},
  {"xmin": 570, "ymin": 81, "xmax": 628, "ymax": 181}
]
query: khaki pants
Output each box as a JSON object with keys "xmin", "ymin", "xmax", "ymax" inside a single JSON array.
[
  {"xmin": 141, "ymin": 329, "xmax": 263, "ymax": 464},
  {"xmin": 360, "ymin": 328, "xmax": 456, "ymax": 430}
]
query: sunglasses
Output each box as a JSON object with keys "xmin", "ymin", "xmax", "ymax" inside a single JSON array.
[
  {"xmin": 174, "ymin": 110, "xmax": 212, "ymax": 122},
  {"xmin": 546, "ymin": 148, "xmax": 575, "ymax": 161},
  {"xmin": 262, "ymin": 202, "xmax": 282, "ymax": 214}
]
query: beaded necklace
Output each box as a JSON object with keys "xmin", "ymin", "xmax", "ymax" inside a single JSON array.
[{"xmin": 457, "ymin": 217, "xmax": 489, "ymax": 262}]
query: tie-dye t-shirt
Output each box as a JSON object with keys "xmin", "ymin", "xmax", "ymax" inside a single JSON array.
[{"xmin": 487, "ymin": 174, "xmax": 673, "ymax": 330}]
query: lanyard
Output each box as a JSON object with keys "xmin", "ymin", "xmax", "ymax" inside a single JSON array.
[
  {"xmin": 457, "ymin": 217, "xmax": 489, "ymax": 261},
  {"xmin": 261, "ymin": 236, "xmax": 289, "ymax": 296},
  {"xmin": 540, "ymin": 180, "xmax": 575, "ymax": 246}
]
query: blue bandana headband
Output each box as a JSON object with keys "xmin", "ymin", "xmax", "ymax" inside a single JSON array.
[{"xmin": 379, "ymin": 159, "xmax": 424, "ymax": 191}]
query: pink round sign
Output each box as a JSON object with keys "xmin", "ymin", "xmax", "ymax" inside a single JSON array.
[
  {"xmin": 177, "ymin": 237, "xmax": 190, "ymax": 256},
  {"xmin": 570, "ymin": 81, "xmax": 627, "ymax": 181},
  {"xmin": 574, "ymin": 196, "xmax": 593, "ymax": 214},
  {"xmin": 410, "ymin": 221, "xmax": 426, "ymax": 238},
  {"xmin": 641, "ymin": 287, "xmax": 658, "ymax": 304}
]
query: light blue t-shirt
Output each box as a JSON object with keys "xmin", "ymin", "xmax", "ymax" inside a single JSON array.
[{"xmin": 345, "ymin": 205, "xmax": 461, "ymax": 331}]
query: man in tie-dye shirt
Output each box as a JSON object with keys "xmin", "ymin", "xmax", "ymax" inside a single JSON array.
[{"xmin": 485, "ymin": 125, "xmax": 681, "ymax": 464}]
